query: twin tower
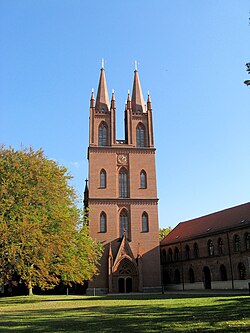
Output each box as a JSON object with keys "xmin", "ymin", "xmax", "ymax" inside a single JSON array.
[{"xmin": 86, "ymin": 65, "xmax": 161, "ymax": 294}]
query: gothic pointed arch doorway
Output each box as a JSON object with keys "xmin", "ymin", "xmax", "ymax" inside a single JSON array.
[
  {"xmin": 203, "ymin": 266, "xmax": 211, "ymax": 289},
  {"xmin": 114, "ymin": 257, "xmax": 138, "ymax": 293}
]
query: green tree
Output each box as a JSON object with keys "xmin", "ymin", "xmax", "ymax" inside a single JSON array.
[
  {"xmin": 159, "ymin": 227, "xmax": 172, "ymax": 241},
  {"xmin": 0, "ymin": 146, "xmax": 102, "ymax": 295}
]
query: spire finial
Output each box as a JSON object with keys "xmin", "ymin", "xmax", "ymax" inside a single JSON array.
[
  {"xmin": 134, "ymin": 60, "xmax": 138, "ymax": 71},
  {"xmin": 101, "ymin": 58, "xmax": 104, "ymax": 69}
]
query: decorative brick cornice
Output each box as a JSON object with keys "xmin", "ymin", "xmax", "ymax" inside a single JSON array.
[
  {"xmin": 88, "ymin": 198, "xmax": 159, "ymax": 206},
  {"xmin": 88, "ymin": 146, "xmax": 156, "ymax": 154}
]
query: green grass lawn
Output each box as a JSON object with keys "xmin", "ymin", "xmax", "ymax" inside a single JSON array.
[{"xmin": 0, "ymin": 294, "xmax": 249, "ymax": 332}]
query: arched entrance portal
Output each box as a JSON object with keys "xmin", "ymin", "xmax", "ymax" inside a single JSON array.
[
  {"xmin": 203, "ymin": 266, "xmax": 211, "ymax": 289},
  {"xmin": 114, "ymin": 258, "xmax": 138, "ymax": 293}
]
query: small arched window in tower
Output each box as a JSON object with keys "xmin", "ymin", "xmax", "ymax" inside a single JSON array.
[
  {"xmin": 185, "ymin": 245, "xmax": 190, "ymax": 259},
  {"xmin": 141, "ymin": 212, "xmax": 149, "ymax": 232},
  {"xmin": 119, "ymin": 168, "xmax": 128, "ymax": 198},
  {"xmin": 100, "ymin": 169, "xmax": 106, "ymax": 188},
  {"xmin": 100, "ymin": 212, "xmax": 107, "ymax": 233},
  {"xmin": 193, "ymin": 243, "xmax": 199, "ymax": 258},
  {"xmin": 233, "ymin": 234, "xmax": 241, "ymax": 252},
  {"xmin": 218, "ymin": 238, "xmax": 224, "ymax": 255},
  {"xmin": 120, "ymin": 210, "xmax": 129, "ymax": 239},
  {"xmin": 140, "ymin": 170, "xmax": 147, "ymax": 189},
  {"xmin": 136, "ymin": 123, "xmax": 146, "ymax": 147},
  {"xmin": 98, "ymin": 122, "xmax": 108, "ymax": 146},
  {"xmin": 208, "ymin": 240, "xmax": 214, "ymax": 256},
  {"xmin": 245, "ymin": 232, "xmax": 250, "ymax": 250}
]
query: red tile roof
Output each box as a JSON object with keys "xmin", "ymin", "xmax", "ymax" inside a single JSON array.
[{"xmin": 161, "ymin": 202, "xmax": 250, "ymax": 245}]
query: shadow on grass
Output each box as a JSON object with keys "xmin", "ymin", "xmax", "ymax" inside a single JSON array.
[{"xmin": 0, "ymin": 296, "xmax": 249, "ymax": 333}]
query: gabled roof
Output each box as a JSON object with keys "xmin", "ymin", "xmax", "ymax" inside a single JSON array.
[{"xmin": 161, "ymin": 202, "xmax": 250, "ymax": 245}]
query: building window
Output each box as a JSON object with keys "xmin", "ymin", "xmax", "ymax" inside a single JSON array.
[
  {"xmin": 208, "ymin": 240, "xmax": 214, "ymax": 256},
  {"xmin": 238, "ymin": 263, "xmax": 246, "ymax": 280},
  {"xmin": 120, "ymin": 210, "xmax": 129, "ymax": 239},
  {"xmin": 140, "ymin": 170, "xmax": 147, "ymax": 189},
  {"xmin": 185, "ymin": 245, "xmax": 190, "ymax": 259},
  {"xmin": 194, "ymin": 243, "xmax": 199, "ymax": 258},
  {"xmin": 100, "ymin": 169, "xmax": 106, "ymax": 188},
  {"xmin": 119, "ymin": 168, "xmax": 128, "ymax": 198},
  {"xmin": 189, "ymin": 268, "xmax": 195, "ymax": 283},
  {"xmin": 136, "ymin": 123, "xmax": 145, "ymax": 147},
  {"xmin": 218, "ymin": 238, "xmax": 224, "ymax": 255},
  {"xmin": 168, "ymin": 248, "xmax": 173, "ymax": 262},
  {"xmin": 174, "ymin": 247, "xmax": 179, "ymax": 262},
  {"xmin": 161, "ymin": 250, "xmax": 167, "ymax": 264},
  {"xmin": 98, "ymin": 122, "xmax": 108, "ymax": 146},
  {"xmin": 233, "ymin": 234, "xmax": 240, "ymax": 252},
  {"xmin": 142, "ymin": 212, "xmax": 149, "ymax": 232},
  {"xmin": 100, "ymin": 212, "xmax": 107, "ymax": 233},
  {"xmin": 174, "ymin": 269, "xmax": 181, "ymax": 284},
  {"xmin": 245, "ymin": 233, "xmax": 250, "ymax": 250},
  {"xmin": 220, "ymin": 264, "xmax": 227, "ymax": 281}
]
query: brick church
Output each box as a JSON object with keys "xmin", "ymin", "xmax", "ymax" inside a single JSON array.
[{"xmin": 85, "ymin": 65, "xmax": 161, "ymax": 294}]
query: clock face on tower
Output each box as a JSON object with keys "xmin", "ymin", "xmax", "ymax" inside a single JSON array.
[{"xmin": 117, "ymin": 154, "xmax": 128, "ymax": 165}]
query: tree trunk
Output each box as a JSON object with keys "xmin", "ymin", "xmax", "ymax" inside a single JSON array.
[{"xmin": 28, "ymin": 282, "xmax": 33, "ymax": 296}]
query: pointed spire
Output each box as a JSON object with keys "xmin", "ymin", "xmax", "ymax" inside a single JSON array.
[
  {"xmin": 95, "ymin": 63, "xmax": 110, "ymax": 112},
  {"xmin": 147, "ymin": 92, "xmax": 152, "ymax": 111},
  {"xmin": 83, "ymin": 179, "xmax": 89, "ymax": 209},
  {"xmin": 131, "ymin": 69, "xmax": 146, "ymax": 113},
  {"xmin": 111, "ymin": 89, "xmax": 116, "ymax": 109},
  {"xmin": 90, "ymin": 88, "xmax": 95, "ymax": 108},
  {"xmin": 127, "ymin": 90, "xmax": 131, "ymax": 109}
]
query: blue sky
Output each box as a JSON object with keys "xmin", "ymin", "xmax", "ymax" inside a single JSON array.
[{"xmin": 1, "ymin": 0, "xmax": 249, "ymax": 228}]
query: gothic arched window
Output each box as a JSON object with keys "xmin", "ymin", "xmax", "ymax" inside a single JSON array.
[
  {"xmin": 100, "ymin": 169, "xmax": 106, "ymax": 188},
  {"xmin": 194, "ymin": 243, "xmax": 199, "ymax": 258},
  {"xmin": 142, "ymin": 212, "xmax": 149, "ymax": 232},
  {"xmin": 140, "ymin": 170, "xmax": 147, "ymax": 189},
  {"xmin": 120, "ymin": 210, "xmax": 129, "ymax": 239},
  {"xmin": 185, "ymin": 245, "xmax": 190, "ymax": 259},
  {"xmin": 245, "ymin": 233, "xmax": 250, "ymax": 250},
  {"xmin": 136, "ymin": 123, "xmax": 145, "ymax": 147},
  {"xmin": 98, "ymin": 122, "xmax": 108, "ymax": 146},
  {"xmin": 233, "ymin": 234, "xmax": 240, "ymax": 252},
  {"xmin": 208, "ymin": 240, "xmax": 214, "ymax": 256},
  {"xmin": 174, "ymin": 247, "xmax": 179, "ymax": 262},
  {"xmin": 119, "ymin": 168, "xmax": 128, "ymax": 198},
  {"xmin": 218, "ymin": 238, "xmax": 224, "ymax": 255},
  {"xmin": 100, "ymin": 212, "xmax": 107, "ymax": 233},
  {"xmin": 168, "ymin": 248, "xmax": 173, "ymax": 262}
]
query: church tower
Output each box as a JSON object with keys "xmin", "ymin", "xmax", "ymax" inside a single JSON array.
[{"xmin": 86, "ymin": 64, "xmax": 161, "ymax": 294}]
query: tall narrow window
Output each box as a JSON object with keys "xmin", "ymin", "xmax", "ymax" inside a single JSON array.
[
  {"xmin": 189, "ymin": 268, "xmax": 195, "ymax": 283},
  {"xmin": 100, "ymin": 212, "xmax": 107, "ymax": 233},
  {"xmin": 185, "ymin": 245, "xmax": 190, "ymax": 259},
  {"xmin": 218, "ymin": 238, "xmax": 224, "ymax": 255},
  {"xmin": 234, "ymin": 235, "xmax": 240, "ymax": 252},
  {"xmin": 208, "ymin": 240, "xmax": 214, "ymax": 256},
  {"xmin": 136, "ymin": 123, "xmax": 145, "ymax": 147},
  {"xmin": 174, "ymin": 247, "xmax": 179, "ymax": 262},
  {"xmin": 100, "ymin": 169, "xmax": 106, "ymax": 188},
  {"xmin": 194, "ymin": 243, "xmax": 199, "ymax": 258},
  {"xmin": 140, "ymin": 170, "xmax": 147, "ymax": 188},
  {"xmin": 98, "ymin": 122, "xmax": 108, "ymax": 146},
  {"xmin": 119, "ymin": 168, "xmax": 128, "ymax": 198},
  {"xmin": 142, "ymin": 212, "xmax": 149, "ymax": 232},
  {"xmin": 246, "ymin": 233, "xmax": 250, "ymax": 250},
  {"xmin": 120, "ymin": 210, "xmax": 129, "ymax": 239}
]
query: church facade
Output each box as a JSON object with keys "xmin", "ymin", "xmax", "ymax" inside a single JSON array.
[{"xmin": 85, "ymin": 66, "xmax": 161, "ymax": 294}]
